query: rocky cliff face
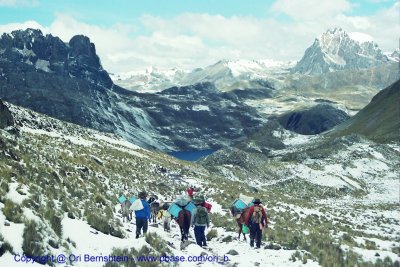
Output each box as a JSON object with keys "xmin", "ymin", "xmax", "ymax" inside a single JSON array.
[
  {"xmin": 277, "ymin": 104, "xmax": 350, "ymax": 135},
  {"xmin": 0, "ymin": 29, "xmax": 112, "ymax": 87},
  {"xmin": 0, "ymin": 99, "xmax": 14, "ymax": 128},
  {"xmin": 292, "ymin": 28, "xmax": 390, "ymax": 75},
  {"xmin": 0, "ymin": 29, "xmax": 264, "ymax": 151}
]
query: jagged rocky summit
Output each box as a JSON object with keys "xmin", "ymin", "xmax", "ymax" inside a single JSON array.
[
  {"xmin": 292, "ymin": 28, "xmax": 390, "ymax": 75},
  {"xmin": 0, "ymin": 28, "xmax": 112, "ymax": 87}
]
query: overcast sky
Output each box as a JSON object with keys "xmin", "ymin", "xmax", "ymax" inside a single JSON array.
[{"xmin": 0, "ymin": 0, "xmax": 398, "ymax": 73}]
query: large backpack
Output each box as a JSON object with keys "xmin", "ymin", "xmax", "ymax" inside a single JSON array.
[
  {"xmin": 204, "ymin": 202, "xmax": 212, "ymax": 213},
  {"xmin": 251, "ymin": 206, "xmax": 263, "ymax": 224},
  {"xmin": 195, "ymin": 206, "xmax": 208, "ymax": 225}
]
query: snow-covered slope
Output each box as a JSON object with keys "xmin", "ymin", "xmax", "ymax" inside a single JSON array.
[
  {"xmin": 110, "ymin": 67, "xmax": 188, "ymax": 93},
  {"xmin": 1, "ymin": 101, "xmax": 399, "ymax": 266}
]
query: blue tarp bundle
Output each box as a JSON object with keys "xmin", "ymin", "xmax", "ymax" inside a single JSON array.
[
  {"xmin": 233, "ymin": 199, "xmax": 247, "ymax": 210},
  {"xmin": 118, "ymin": 195, "xmax": 127, "ymax": 204},
  {"xmin": 168, "ymin": 203, "xmax": 182, "ymax": 218},
  {"xmin": 184, "ymin": 202, "xmax": 196, "ymax": 213},
  {"xmin": 175, "ymin": 195, "xmax": 190, "ymax": 206}
]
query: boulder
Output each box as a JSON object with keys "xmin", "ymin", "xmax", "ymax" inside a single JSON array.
[{"xmin": 0, "ymin": 100, "xmax": 14, "ymax": 128}]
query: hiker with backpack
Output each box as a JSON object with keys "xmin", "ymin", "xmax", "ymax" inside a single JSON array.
[
  {"xmin": 191, "ymin": 197, "xmax": 210, "ymax": 247},
  {"xmin": 134, "ymin": 191, "xmax": 151, "ymax": 239},
  {"xmin": 244, "ymin": 198, "xmax": 268, "ymax": 249}
]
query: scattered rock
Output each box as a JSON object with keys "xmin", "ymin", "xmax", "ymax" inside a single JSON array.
[
  {"xmin": 200, "ymin": 252, "xmax": 208, "ymax": 257},
  {"xmin": 250, "ymin": 186, "xmax": 258, "ymax": 193},
  {"xmin": 180, "ymin": 240, "xmax": 195, "ymax": 250},
  {"xmin": 221, "ymin": 235, "xmax": 233, "ymax": 243},
  {"xmin": 167, "ymin": 241, "xmax": 176, "ymax": 249},
  {"xmin": 254, "ymin": 263, "xmax": 260, "ymax": 266},
  {"xmin": 91, "ymin": 155, "xmax": 104, "ymax": 165},
  {"xmin": 4, "ymin": 221, "xmax": 10, "ymax": 226},
  {"xmin": 48, "ymin": 239, "xmax": 59, "ymax": 249},
  {"xmin": 265, "ymin": 243, "xmax": 282, "ymax": 250},
  {"xmin": 227, "ymin": 249, "xmax": 239, "ymax": 256},
  {"xmin": 375, "ymin": 252, "xmax": 380, "ymax": 257}
]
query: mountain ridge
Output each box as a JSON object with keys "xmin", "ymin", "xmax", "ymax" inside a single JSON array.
[{"xmin": 291, "ymin": 28, "xmax": 391, "ymax": 75}]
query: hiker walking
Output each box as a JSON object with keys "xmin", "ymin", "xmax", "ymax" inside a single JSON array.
[
  {"xmin": 134, "ymin": 191, "xmax": 151, "ymax": 239},
  {"xmin": 121, "ymin": 199, "xmax": 132, "ymax": 223},
  {"xmin": 157, "ymin": 203, "xmax": 172, "ymax": 232},
  {"xmin": 191, "ymin": 197, "xmax": 210, "ymax": 247},
  {"xmin": 148, "ymin": 195, "xmax": 160, "ymax": 223},
  {"xmin": 187, "ymin": 186, "xmax": 195, "ymax": 200},
  {"xmin": 245, "ymin": 198, "xmax": 268, "ymax": 248}
]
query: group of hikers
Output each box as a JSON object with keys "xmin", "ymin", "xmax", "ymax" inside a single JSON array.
[{"xmin": 120, "ymin": 186, "xmax": 268, "ymax": 249}]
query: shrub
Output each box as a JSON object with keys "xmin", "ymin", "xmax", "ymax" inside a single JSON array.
[
  {"xmin": 94, "ymin": 194, "xmax": 107, "ymax": 205},
  {"xmin": 22, "ymin": 220, "xmax": 46, "ymax": 259},
  {"xmin": 50, "ymin": 215, "xmax": 63, "ymax": 237},
  {"xmin": 206, "ymin": 229, "xmax": 218, "ymax": 241},
  {"xmin": 0, "ymin": 182, "xmax": 9, "ymax": 193},
  {"xmin": 44, "ymin": 209, "xmax": 63, "ymax": 237},
  {"xmin": 0, "ymin": 234, "xmax": 13, "ymax": 256},
  {"xmin": 87, "ymin": 213, "xmax": 110, "ymax": 234},
  {"xmin": 145, "ymin": 232, "xmax": 171, "ymax": 254},
  {"xmin": 2, "ymin": 199, "xmax": 23, "ymax": 223},
  {"xmin": 365, "ymin": 240, "xmax": 377, "ymax": 250},
  {"xmin": 110, "ymin": 226, "xmax": 124, "ymax": 239},
  {"xmin": 104, "ymin": 247, "xmax": 137, "ymax": 267}
]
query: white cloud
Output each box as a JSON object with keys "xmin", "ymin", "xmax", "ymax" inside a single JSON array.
[
  {"xmin": 271, "ymin": 0, "xmax": 352, "ymax": 20},
  {"xmin": 0, "ymin": 20, "xmax": 44, "ymax": 33},
  {"xmin": 0, "ymin": 2, "xmax": 398, "ymax": 73}
]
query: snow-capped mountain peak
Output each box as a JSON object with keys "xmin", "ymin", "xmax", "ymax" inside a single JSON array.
[
  {"xmin": 292, "ymin": 28, "xmax": 389, "ymax": 75},
  {"xmin": 348, "ymin": 31, "xmax": 374, "ymax": 44}
]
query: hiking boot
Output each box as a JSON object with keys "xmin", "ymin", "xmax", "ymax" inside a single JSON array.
[
  {"xmin": 250, "ymin": 240, "xmax": 254, "ymax": 247},
  {"xmin": 136, "ymin": 233, "xmax": 139, "ymax": 239}
]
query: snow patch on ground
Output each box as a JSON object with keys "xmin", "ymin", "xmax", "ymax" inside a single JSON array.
[
  {"xmin": 0, "ymin": 203, "xmax": 25, "ymax": 254},
  {"xmin": 35, "ymin": 59, "xmax": 51, "ymax": 72},
  {"xmin": 5, "ymin": 183, "xmax": 29, "ymax": 205},
  {"xmin": 192, "ymin": 105, "xmax": 210, "ymax": 111}
]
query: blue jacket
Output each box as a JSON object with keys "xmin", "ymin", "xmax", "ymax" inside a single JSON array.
[{"xmin": 135, "ymin": 199, "xmax": 151, "ymax": 219}]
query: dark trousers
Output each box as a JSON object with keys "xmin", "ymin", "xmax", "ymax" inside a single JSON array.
[
  {"xmin": 249, "ymin": 223, "xmax": 262, "ymax": 248},
  {"xmin": 136, "ymin": 218, "xmax": 148, "ymax": 236},
  {"xmin": 194, "ymin": 225, "xmax": 207, "ymax": 247},
  {"xmin": 163, "ymin": 220, "xmax": 171, "ymax": 232}
]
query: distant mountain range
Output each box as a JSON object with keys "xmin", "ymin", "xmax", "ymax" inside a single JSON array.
[
  {"xmin": 112, "ymin": 28, "xmax": 398, "ymax": 92},
  {"xmin": 110, "ymin": 59, "xmax": 291, "ymax": 93}
]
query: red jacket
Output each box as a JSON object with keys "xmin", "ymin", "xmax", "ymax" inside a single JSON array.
[
  {"xmin": 187, "ymin": 187, "xmax": 194, "ymax": 196},
  {"xmin": 204, "ymin": 202, "xmax": 212, "ymax": 213},
  {"xmin": 245, "ymin": 205, "xmax": 268, "ymax": 226}
]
